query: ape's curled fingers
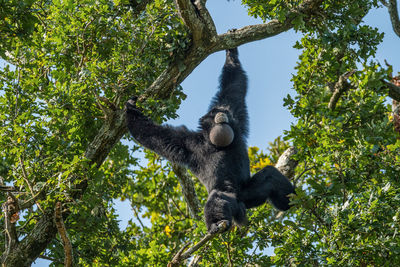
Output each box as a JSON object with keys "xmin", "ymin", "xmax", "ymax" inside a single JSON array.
[{"xmin": 208, "ymin": 220, "xmax": 230, "ymax": 234}]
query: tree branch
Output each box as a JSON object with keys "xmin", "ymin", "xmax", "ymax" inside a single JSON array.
[
  {"xmin": 2, "ymin": 110, "xmax": 128, "ymax": 266},
  {"xmin": 383, "ymin": 0, "xmax": 400, "ymax": 37},
  {"xmin": 384, "ymin": 80, "xmax": 400, "ymax": 102},
  {"xmin": 1, "ymin": 193, "xmax": 19, "ymax": 264},
  {"xmin": 172, "ymin": 164, "xmax": 202, "ymax": 220},
  {"xmin": 216, "ymin": 0, "xmax": 322, "ymax": 50},
  {"xmin": 168, "ymin": 221, "xmax": 228, "ymax": 267},
  {"xmin": 54, "ymin": 202, "xmax": 74, "ymax": 267},
  {"xmin": 2, "ymin": 210, "xmax": 58, "ymax": 267},
  {"xmin": 0, "ymin": 185, "xmax": 20, "ymax": 192},
  {"xmin": 328, "ymin": 70, "xmax": 356, "ymax": 110},
  {"xmin": 275, "ymin": 147, "xmax": 299, "ymax": 179},
  {"xmin": 129, "ymin": 0, "xmax": 152, "ymax": 18},
  {"xmin": 391, "ymin": 77, "xmax": 400, "ymax": 134},
  {"xmin": 143, "ymin": 0, "xmax": 323, "ymax": 102},
  {"xmin": 174, "ymin": 0, "xmax": 217, "ymax": 43},
  {"xmin": 19, "ymin": 156, "xmax": 43, "ymax": 212}
]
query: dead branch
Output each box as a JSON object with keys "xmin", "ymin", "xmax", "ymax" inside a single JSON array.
[{"xmin": 54, "ymin": 202, "xmax": 74, "ymax": 267}]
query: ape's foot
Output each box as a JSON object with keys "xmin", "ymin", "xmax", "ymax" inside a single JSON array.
[{"xmin": 208, "ymin": 220, "xmax": 231, "ymax": 234}]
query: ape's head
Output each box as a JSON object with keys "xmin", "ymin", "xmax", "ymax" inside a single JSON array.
[{"xmin": 200, "ymin": 108, "xmax": 235, "ymax": 147}]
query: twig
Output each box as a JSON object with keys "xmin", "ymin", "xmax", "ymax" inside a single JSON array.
[
  {"xmin": 168, "ymin": 221, "xmax": 229, "ymax": 267},
  {"xmin": 18, "ymin": 156, "xmax": 43, "ymax": 212},
  {"xmin": 38, "ymin": 254, "xmax": 63, "ymax": 264},
  {"xmin": 188, "ymin": 254, "xmax": 203, "ymax": 267},
  {"xmin": 169, "ymin": 196, "xmax": 189, "ymax": 219},
  {"xmin": 293, "ymin": 165, "xmax": 314, "ymax": 186},
  {"xmin": 225, "ymin": 240, "xmax": 233, "ymax": 267},
  {"xmin": 55, "ymin": 202, "xmax": 74, "ymax": 267},
  {"xmin": 0, "ymin": 185, "xmax": 21, "ymax": 192},
  {"xmin": 132, "ymin": 205, "xmax": 145, "ymax": 229}
]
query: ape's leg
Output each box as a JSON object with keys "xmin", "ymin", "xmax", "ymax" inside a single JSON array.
[
  {"xmin": 204, "ymin": 190, "xmax": 247, "ymax": 234},
  {"xmin": 239, "ymin": 166, "xmax": 294, "ymax": 211}
]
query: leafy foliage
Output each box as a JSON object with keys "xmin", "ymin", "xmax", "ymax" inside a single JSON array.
[{"xmin": 1, "ymin": 0, "xmax": 399, "ymax": 266}]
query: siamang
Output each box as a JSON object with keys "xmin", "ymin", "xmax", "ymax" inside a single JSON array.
[{"xmin": 126, "ymin": 48, "xmax": 294, "ymax": 234}]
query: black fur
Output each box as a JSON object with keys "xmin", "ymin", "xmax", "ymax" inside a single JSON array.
[{"xmin": 126, "ymin": 48, "xmax": 294, "ymax": 233}]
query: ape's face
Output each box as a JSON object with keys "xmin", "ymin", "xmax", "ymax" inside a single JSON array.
[{"xmin": 200, "ymin": 109, "xmax": 234, "ymax": 147}]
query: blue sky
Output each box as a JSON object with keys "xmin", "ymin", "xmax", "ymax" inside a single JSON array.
[{"xmin": 16, "ymin": 1, "xmax": 400, "ymax": 266}]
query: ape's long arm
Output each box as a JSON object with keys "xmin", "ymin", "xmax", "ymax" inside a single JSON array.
[
  {"xmin": 126, "ymin": 100, "xmax": 199, "ymax": 167},
  {"xmin": 210, "ymin": 48, "xmax": 248, "ymax": 135}
]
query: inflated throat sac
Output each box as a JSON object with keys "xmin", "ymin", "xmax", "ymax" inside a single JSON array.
[{"xmin": 209, "ymin": 124, "xmax": 234, "ymax": 147}]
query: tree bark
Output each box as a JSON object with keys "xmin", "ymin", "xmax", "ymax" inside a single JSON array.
[{"xmin": 382, "ymin": 0, "xmax": 400, "ymax": 37}]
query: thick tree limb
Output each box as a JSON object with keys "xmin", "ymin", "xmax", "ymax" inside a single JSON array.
[
  {"xmin": 391, "ymin": 77, "xmax": 400, "ymax": 134},
  {"xmin": 143, "ymin": 0, "xmax": 323, "ymax": 101},
  {"xmin": 381, "ymin": 0, "xmax": 400, "ymax": 37},
  {"xmin": 275, "ymin": 147, "xmax": 298, "ymax": 179},
  {"xmin": 216, "ymin": 0, "xmax": 322, "ymax": 50},
  {"xmin": 1, "ymin": 193, "xmax": 19, "ymax": 264},
  {"xmin": 1, "ymin": 210, "xmax": 58, "ymax": 267},
  {"xmin": 84, "ymin": 109, "xmax": 127, "ymax": 166},
  {"xmin": 384, "ymin": 80, "xmax": 400, "ymax": 102},
  {"xmin": 175, "ymin": 0, "xmax": 216, "ymax": 42}
]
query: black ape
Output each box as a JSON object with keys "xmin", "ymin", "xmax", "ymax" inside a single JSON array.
[{"xmin": 126, "ymin": 48, "xmax": 294, "ymax": 233}]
